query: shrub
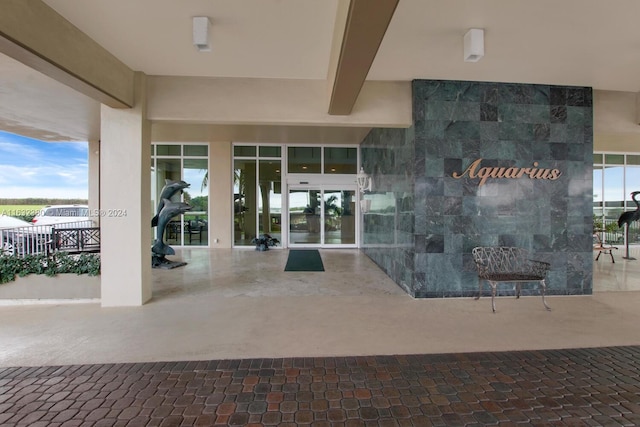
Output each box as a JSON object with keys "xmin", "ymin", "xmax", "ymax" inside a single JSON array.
[{"xmin": 0, "ymin": 251, "xmax": 100, "ymax": 284}]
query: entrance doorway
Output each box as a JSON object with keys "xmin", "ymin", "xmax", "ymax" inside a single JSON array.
[{"xmin": 288, "ymin": 186, "xmax": 356, "ymax": 248}]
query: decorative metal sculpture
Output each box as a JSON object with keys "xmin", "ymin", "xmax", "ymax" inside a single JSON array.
[
  {"xmin": 151, "ymin": 180, "xmax": 190, "ymax": 227},
  {"xmin": 617, "ymin": 190, "xmax": 640, "ymax": 260},
  {"xmin": 152, "ymin": 179, "xmax": 192, "ymax": 269},
  {"xmin": 251, "ymin": 234, "xmax": 280, "ymax": 251}
]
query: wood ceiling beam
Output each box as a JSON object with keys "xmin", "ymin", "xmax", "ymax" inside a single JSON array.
[
  {"xmin": 327, "ymin": 0, "xmax": 399, "ymax": 115},
  {"xmin": 0, "ymin": 0, "xmax": 134, "ymax": 108}
]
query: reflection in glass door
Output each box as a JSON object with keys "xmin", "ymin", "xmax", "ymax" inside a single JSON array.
[
  {"xmin": 324, "ymin": 190, "xmax": 355, "ymax": 245},
  {"xmin": 288, "ymin": 188, "xmax": 356, "ymax": 247},
  {"xmin": 289, "ymin": 189, "xmax": 321, "ymax": 245}
]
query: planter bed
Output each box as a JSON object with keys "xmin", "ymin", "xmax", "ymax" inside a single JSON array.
[{"xmin": 0, "ymin": 274, "xmax": 100, "ymax": 299}]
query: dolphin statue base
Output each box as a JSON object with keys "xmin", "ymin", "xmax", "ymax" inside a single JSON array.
[{"xmin": 152, "ymin": 254, "xmax": 187, "ymax": 270}]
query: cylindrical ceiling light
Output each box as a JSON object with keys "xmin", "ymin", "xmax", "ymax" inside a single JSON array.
[
  {"xmin": 464, "ymin": 28, "xmax": 484, "ymax": 62},
  {"xmin": 193, "ymin": 16, "xmax": 211, "ymax": 52}
]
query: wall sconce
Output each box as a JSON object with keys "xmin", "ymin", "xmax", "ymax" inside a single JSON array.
[
  {"xmin": 463, "ymin": 28, "xmax": 484, "ymax": 62},
  {"xmin": 357, "ymin": 167, "xmax": 372, "ymax": 193}
]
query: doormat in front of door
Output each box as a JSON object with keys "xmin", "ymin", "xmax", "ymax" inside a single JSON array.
[{"xmin": 284, "ymin": 249, "xmax": 325, "ymax": 272}]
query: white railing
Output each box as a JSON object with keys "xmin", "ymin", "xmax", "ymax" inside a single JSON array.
[{"xmin": 0, "ymin": 220, "xmax": 96, "ymax": 257}]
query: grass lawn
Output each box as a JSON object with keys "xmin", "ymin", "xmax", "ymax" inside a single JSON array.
[{"xmin": 0, "ymin": 205, "xmax": 44, "ymax": 219}]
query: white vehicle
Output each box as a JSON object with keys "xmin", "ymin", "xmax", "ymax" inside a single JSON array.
[
  {"xmin": 0, "ymin": 214, "xmax": 32, "ymax": 229},
  {"xmin": 32, "ymin": 205, "xmax": 90, "ymax": 226},
  {"xmin": 0, "ymin": 215, "xmax": 48, "ymax": 255}
]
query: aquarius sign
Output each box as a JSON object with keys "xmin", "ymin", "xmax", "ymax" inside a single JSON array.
[{"xmin": 452, "ymin": 159, "xmax": 562, "ymax": 186}]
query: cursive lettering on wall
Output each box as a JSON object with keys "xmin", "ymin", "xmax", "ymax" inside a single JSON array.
[{"xmin": 452, "ymin": 159, "xmax": 562, "ymax": 186}]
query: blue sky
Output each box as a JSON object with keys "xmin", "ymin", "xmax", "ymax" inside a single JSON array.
[{"xmin": 0, "ymin": 130, "xmax": 88, "ymax": 199}]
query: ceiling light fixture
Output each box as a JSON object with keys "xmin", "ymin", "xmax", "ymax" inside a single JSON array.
[
  {"xmin": 463, "ymin": 28, "xmax": 484, "ymax": 62},
  {"xmin": 193, "ymin": 16, "xmax": 211, "ymax": 52}
]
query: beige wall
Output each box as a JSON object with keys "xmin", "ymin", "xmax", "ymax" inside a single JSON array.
[
  {"xmin": 594, "ymin": 90, "xmax": 640, "ymax": 152},
  {"xmin": 147, "ymin": 77, "xmax": 411, "ymax": 128}
]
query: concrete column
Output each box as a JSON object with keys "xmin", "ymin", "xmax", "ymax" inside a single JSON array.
[
  {"xmin": 99, "ymin": 72, "xmax": 151, "ymax": 307},
  {"xmin": 88, "ymin": 139, "xmax": 100, "ymax": 226}
]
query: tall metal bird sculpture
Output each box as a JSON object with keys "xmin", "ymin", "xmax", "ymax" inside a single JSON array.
[
  {"xmin": 618, "ymin": 191, "xmax": 640, "ymax": 228},
  {"xmin": 617, "ymin": 190, "xmax": 640, "ymax": 260}
]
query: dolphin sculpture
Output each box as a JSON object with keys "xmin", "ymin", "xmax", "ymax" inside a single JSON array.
[
  {"xmin": 151, "ymin": 179, "xmax": 190, "ymax": 227},
  {"xmin": 152, "ymin": 198, "xmax": 192, "ymax": 256}
]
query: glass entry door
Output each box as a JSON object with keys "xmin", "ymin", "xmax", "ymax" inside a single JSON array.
[
  {"xmin": 289, "ymin": 188, "xmax": 321, "ymax": 245},
  {"xmin": 288, "ymin": 187, "xmax": 356, "ymax": 247}
]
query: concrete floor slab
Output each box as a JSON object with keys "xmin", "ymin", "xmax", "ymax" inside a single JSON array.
[{"xmin": 0, "ymin": 249, "xmax": 639, "ymax": 367}]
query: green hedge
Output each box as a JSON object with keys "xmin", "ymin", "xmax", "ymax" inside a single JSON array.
[{"xmin": 0, "ymin": 252, "xmax": 100, "ymax": 284}]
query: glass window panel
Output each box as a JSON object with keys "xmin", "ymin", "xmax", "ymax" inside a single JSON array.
[
  {"xmin": 234, "ymin": 160, "xmax": 257, "ymax": 246},
  {"xmin": 288, "ymin": 147, "xmax": 321, "ymax": 173},
  {"xmin": 605, "ymin": 154, "xmax": 624, "ymax": 165},
  {"xmin": 593, "ymin": 166, "xmax": 603, "ymax": 206},
  {"xmin": 183, "ymin": 159, "xmax": 208, "ymax": 246},
  {"xmin": 258, "ymin": 160, "xmax": 282, "ymax": 244},
  {"xmin": 259, "ymin": 146, "xmax": 281, "ymax": 157},
  {"xmin": 324, "ymin": 190, "xmax": 355, "ymax": 244},
  {"xmin": 593, "ymin": 153, "xmax": 603, "ymax": 164},
  {"xmin": 625, "ymin": 166, "xmax": 640, "ymax": 208},
  {"xmin": 603, "ymin": 166, "xmax": 624, "ymax": 223},
  {"xmin": 324, "ymin": 147, "xmax": 357, "ymax": 174},
  {"xmin": 627, "ymin": 155, "xmax": 640, "ymax": 166},
  {"xmin": 156, "ymin": 145, "xmax": 181, "ymax": 156},
  {"xmin": 154, "ymin": 159, "xmax": 182, "ymax": 199},
  {"xmin": 184, "ymin": 145, "xmax": 208, "ymax": 156},
  {"xmin": 234, "ymin": 146, "xmax": 256, "ymax": 157}
]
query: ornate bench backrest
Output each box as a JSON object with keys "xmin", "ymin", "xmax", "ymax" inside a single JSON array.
[
  {"xmin": 472, "ymin": 246, "xmax": 530, "ymax": 275},
  {"xmin": 471, "ymin": 246, "xmax": 552, "ymax": 312}
]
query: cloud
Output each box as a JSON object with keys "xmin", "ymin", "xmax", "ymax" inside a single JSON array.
[
  {"xmin": 0, "ymin": 186, "xmax": 87, "ymax": 199},
  {"xmin": 0, "ymin": 141, "xmax": 42, "ymax": 161},
  {"xmin": 0, "ymin": 131, "xmax": 88, "ymax": 198}
]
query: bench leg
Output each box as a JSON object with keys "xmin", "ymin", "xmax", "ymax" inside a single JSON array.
[
  {"xmin": 489, "ymin": 281, "xmax": 497, "ymax": 313},
  {"xmin": 595, "ymin": 251, "xmax": 602, "ymax": 261},
  {"xmin": 609, "ymin": 250, "xmax": 615, "ymax": 263},
  {"xmin": 539, "ymin": 279, "xmax": 551, "ymax": 311},
  {"xmin": 474, "ymin": 277, "xmax": 483, "ymax": 300}
]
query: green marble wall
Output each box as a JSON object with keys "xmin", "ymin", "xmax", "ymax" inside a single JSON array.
[{"xmin": 361, "ymin": 80, "xmax": 593, "ymax": 298}]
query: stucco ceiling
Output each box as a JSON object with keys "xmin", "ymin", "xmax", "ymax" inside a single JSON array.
[
  {"xmin": 3, "ymin": 0, "xmax": 640, "ymax": 142},
  {"xmin": 42, "ymin": 0, "xmax": 640, "ymax": 91}
]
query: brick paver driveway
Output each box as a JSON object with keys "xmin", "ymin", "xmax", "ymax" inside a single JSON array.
[{"xmin": 0, "ymin": 346, "xmax": 638, "ymax": 426}]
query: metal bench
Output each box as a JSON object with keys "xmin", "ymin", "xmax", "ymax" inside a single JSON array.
[
  {"xmin": 471, "ymin": 247, "xmax": 551, "ymax": 313},
  {"xmin": 593, "ymin": 233, "xmax": 617, "ymax": 263}
]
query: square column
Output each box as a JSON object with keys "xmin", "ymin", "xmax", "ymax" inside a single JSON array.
[{"xmin": 99, "ymin": 72, "xmax": 152, "ymax": 306}]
